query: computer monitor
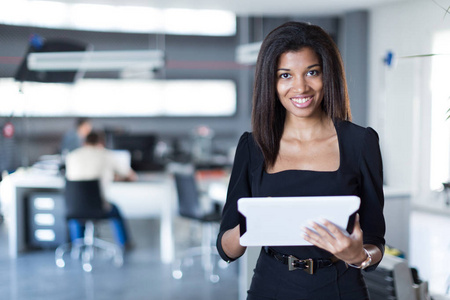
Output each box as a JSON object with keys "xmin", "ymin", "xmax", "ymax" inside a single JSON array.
[{"xmin": 109, "ymin": 133, "xmax": 164, "ymax": 171}]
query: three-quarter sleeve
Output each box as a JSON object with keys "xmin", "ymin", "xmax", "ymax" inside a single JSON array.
[
  {"xmin": 216, "ymin": 132, "xmax": 253, "ymax": 262},
  {"xmin": 358, "ymin": 127, "xmax": 386, "ymax": 271}
]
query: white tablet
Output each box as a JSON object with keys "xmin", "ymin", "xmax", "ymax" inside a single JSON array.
[{"xmin": 238, "ymin": 195, "xmax": 360, "ymax": 246}]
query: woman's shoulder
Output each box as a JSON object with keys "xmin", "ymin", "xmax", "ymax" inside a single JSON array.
[
  {"xmin": 235, "ymin": 131, "xmax": 264, "ymax": 167},
  {"xmin": 336, "ymin": 120, "xmax": 379, "ymax": 142},
  {"xmin": 336, "ymin": 121, "xmax": 381, "ymax": 164},
  {"xmin": 237, "ymin": 131, "xmax": 259, "ymax": 153}
]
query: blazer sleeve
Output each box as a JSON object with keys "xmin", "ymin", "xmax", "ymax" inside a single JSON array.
[
  {"xmin": 358, "ymin": 127, "xmax": 386, "ymax": 271},
  {"xmin": 216, "ymin": 132, "xmax": 253, "ymax": 262}
]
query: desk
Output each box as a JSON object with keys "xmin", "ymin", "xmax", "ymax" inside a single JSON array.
[{"xmin": 0, "ymin": 170, "xmax": 177, "ymax": 264}]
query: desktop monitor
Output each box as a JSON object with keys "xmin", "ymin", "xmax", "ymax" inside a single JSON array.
[{"xmin": 109, "ymin": 133, "xmax": 164, "ymax": 171}]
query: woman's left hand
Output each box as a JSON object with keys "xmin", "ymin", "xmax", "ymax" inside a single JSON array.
[{"xmin": 302, "ymin": 214, "xmax": 367, "ymax": 265}]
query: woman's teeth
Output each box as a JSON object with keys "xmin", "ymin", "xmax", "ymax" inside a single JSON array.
[{"xmin": 291, "ymin": 97, "xmax": 312, "ymax": 104}]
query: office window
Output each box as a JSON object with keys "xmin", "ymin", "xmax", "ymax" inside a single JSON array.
[
  {"xmin": 0, "ymin": 78, "xmax": 236, "ymax": 117},
  {"xmin": 429, "ymin": 30, "xmax": 450, "ymax": 190}
]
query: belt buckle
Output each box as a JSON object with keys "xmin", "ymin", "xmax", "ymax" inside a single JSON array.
[{"xmin": 288, "ymin": 256, "xmax": 314, "ymax": 274}]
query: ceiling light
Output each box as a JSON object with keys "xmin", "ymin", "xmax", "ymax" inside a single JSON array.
[
  {"xmin": 27, "ymin": 50, "xmax": 165, "ymax": 71},
  {"xmin": 0, "ymin": 0, "xmax": 236, "ymax": 36}
]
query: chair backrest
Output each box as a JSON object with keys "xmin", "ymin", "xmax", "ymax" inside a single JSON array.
[
  {"xmin": 173, "ymin": 172, "xmax": 203, "ymax": 220},
  {"xmin": 64, "ymin": 179, "xmax": 105, "ymax": 220}
]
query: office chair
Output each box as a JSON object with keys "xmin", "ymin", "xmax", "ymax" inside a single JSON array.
[
  {"xmin": 55, "ymin": 179, "xmax": 123, "ymax": 272},
  {"xmin": 170, "ymin": 164, "xmax": 224, "ymax": 283}
]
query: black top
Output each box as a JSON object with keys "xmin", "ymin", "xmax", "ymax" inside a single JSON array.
[{"xmin": 217, "ymin": 121, "xmax": 385, "ymax": 270}]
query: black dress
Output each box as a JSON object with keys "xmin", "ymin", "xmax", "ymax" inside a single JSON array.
[{"xmin": 217, "ymin": 120, "xmax": 385, "ymax": 300}]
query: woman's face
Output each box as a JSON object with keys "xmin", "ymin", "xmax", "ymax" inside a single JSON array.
[{"xmin": 276, "ymin": 47, "xmax": 324, "ymax": 120}]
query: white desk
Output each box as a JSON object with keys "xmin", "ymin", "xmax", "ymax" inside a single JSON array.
[
  {"xmin": 107, "ymin": 173, "xmax": 176, "ymax": 264},
  {"xmin": 0, "ymin": 170, "xmax": 177, "ymax": 264}
]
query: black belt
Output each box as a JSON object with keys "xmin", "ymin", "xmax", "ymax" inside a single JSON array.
[{"xmin": 264, "ymin": 247, "xmax": 339, "ymax": 275}]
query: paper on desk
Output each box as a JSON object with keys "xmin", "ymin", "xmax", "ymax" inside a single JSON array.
[{"xmin": 238, "ymin": 195, "xmax": 360, "ymax": 246}]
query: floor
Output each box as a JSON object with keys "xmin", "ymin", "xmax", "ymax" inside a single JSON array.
[
  {"xmin": 0, "ymin": 218, "xmax": 239, "ymax": 300},
  {"xmin": 2, "ymin": 209, "xmax": 450, "ymax": 299}
]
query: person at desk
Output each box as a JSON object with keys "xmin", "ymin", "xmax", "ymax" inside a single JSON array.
[
  {"xmin": 65, "ymin": 131, "xmax": 137, "ymax": 249},
  {"xmin": 60, "ymin": 117, "xmax": 92, "ymax": 157},
  {"xmin": 217, "ymin": 21, "xmax": 385, "ymax": 299}
]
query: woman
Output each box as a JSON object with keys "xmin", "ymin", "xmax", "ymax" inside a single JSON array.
[{"xmin": 217, "ymin": 21, "xmax": 385, "ymax": 299}]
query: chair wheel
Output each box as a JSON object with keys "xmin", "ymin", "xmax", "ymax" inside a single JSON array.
[
  {"xmin": 209, "ymin": 274, "xmax": 220, "ymax": 283},
  {"xmin": 172, "ymin": 270, "xmax": 183, "ymax": 279},
  {"xmin": 218, "ymin": 259, "xmax": 229, "ymax": 269},
  {"xmin": 113, "ymin": 255, "xmax": 123, "ymax": 267},
  {"xmin": 56, "ymin": 258, "xmax": 65, "ymax": 268},
  {"xmin": 83, "ymin": 263, "xmax": 93, "ymax": 272}
]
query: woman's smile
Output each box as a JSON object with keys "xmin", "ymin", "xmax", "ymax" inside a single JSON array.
[{"xmin": 290, "ymin": 96, "xmax": 314, "ymax": 107}]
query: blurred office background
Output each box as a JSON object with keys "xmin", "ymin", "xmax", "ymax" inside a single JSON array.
[{"xmin": 1, "ymin": 0, "xmax": 450, "ymax": 299}]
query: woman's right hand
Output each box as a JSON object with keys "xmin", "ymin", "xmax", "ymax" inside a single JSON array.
[{"xmin": 221, "ymin": 224, "xmax": 246, "ymax": 260}]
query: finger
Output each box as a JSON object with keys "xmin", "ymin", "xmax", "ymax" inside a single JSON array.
[
  {"xmin": 309, "ymin": 221, "xmax": 337, "ymax": 241},
  {"xmin": 318, "ymin": 219, "xmax": 350, "ymax": 240},
  {"xmin": 352, "ymin": 213, "xmax": 363, "ymax": 239},
  {"xmin": 306, "ymin": 222, "xmax": 342, "ymax": 251},
  {"xmin": 354, "ymin": 213, "xmax": 361, "ymax": 230},
  {"xmin": 314, "ymin": 220, "xmax": 348, "ymax": 250},
  {"xmin": 302, "ymin": 226, "xmax": 327, "ymax": 244},
  {"xmin": 302, "ymin": 228, "xmax": 330, "ymax": 250},
  {"xmin": 302, "ymin": 225, "xmax": 321, "ymax": 239}
]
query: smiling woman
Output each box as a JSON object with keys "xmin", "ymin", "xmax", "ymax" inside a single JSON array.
[
  {"xmin": 217, "ymin": 21, "xmax": 385, "ymax": 300},
  {"xmin": 0, "ymin": 78, "xmax": 236, "ymax": 117}
]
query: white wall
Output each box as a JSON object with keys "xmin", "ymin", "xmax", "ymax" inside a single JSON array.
[{"xmin": 368, "ymin": 0, "xmax": 450, "ymax": 199}]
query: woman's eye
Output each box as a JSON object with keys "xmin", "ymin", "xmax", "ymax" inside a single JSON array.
[
  {"xmin": 279, "ymin": 73, "xmax": 291, "ymax": 79},
  {"xmin": 307, "ymin": 70, "xmax": 320, "ymax": 76}
]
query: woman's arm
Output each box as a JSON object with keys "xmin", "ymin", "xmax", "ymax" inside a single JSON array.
[
  {"xmin": 217, "ymin": 132, "xmax": 254, "ymax": 262},
  {"xmin": 357, "ymin": 127, "xmax": 386, "ymax": 269},
  {"xmin": 362, "ymin": 244, "xmax": 383, "ymax": 269},
  {"xmin": 221, "ymin": 224, "xmax": 246, "ymax": 260}
]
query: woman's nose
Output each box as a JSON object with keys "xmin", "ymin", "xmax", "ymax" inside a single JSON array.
[{"xmin": 292, "ymin": 76, "xmax": 307, "ymax": 93}]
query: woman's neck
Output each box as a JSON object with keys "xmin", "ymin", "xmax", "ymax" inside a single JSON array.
[{"xmin": 283, "ymin": 111, "xmax": 334, "ymax": 142}]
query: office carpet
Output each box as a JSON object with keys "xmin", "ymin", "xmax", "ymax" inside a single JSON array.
[{"xmin": 0, "ymin": 218, "xmax": 239, "ymax": 300}]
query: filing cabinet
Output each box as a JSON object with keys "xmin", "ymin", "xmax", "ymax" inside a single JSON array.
[
  {"xmin": 27, "ymin": 192, "xmax": 67, "ymax": 248},
  {"xmin": 363, "ymin": 255, "xmax": 421, "ymax": 300}
]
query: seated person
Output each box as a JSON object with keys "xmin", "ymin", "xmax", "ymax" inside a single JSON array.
[
  {"xmin": 60, "ymin": 118, "xmax": 92, "ymax": 157},
  {"xmin": 65, "ymin": 131, "xmax": 137, "ymax": 249}
]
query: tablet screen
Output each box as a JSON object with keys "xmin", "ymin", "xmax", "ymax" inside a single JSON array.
[{"xmin": 238, "ymin": 195, "xmax": 360, "ymax": 246}]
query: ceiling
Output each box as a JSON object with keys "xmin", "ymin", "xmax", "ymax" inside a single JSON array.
[{"xmin": 46, "ymin": 0, "xmax": 407, "ymax": 16}]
